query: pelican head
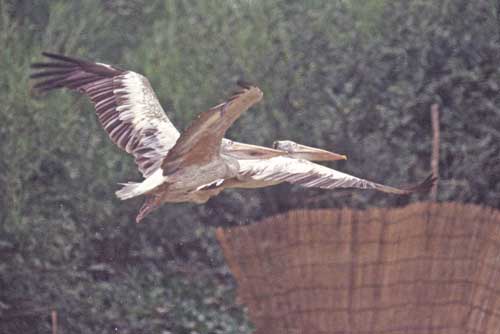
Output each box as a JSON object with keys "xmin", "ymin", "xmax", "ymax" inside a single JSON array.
[
  {"xmin": 222, "ymin": 139, "xmax": 287, "ymax": 160},
  {"xmin": 272, "ymin": 140, "xmax": 347, "ymax": 161}
]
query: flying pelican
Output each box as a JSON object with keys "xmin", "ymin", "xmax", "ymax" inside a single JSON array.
[
  {"xmin": 223, "ymin": 140, "xmax": 435, "ymax": 194},
  {"xmin": 31, "ymin": 52, "xmax": 284, "ymax": 222},
  {"xmin": 31, "ymin": 52, "xmax": 435, "ymax": 223}
]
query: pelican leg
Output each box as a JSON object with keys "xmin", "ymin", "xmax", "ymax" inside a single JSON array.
[{"xmin": 135, "ymin": 196, "xmax": 160, "ymax": 223}]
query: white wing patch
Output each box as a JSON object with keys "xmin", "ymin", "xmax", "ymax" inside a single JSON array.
[
  {"xmin": 238, "ymin": 156, "xmax": 375, "ymax": 190},
  {"xmin": 111, "ymin": 72, "xmax": 180, "ymax": 176}
]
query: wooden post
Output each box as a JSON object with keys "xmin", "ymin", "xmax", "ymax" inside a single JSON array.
[
  {"xmin": 51, "ymin": 310, "xmax": 58, "ymax": 334},
  {"xmin": 430, "ymin": 104, "xmax": 440, "ymax": 201}
]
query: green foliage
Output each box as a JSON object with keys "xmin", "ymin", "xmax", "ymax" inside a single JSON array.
[{"xmin": 1, "ymin": 0, "xmax": 499, "ymax": 332}]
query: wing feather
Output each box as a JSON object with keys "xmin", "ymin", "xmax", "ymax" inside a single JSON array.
[
  {"xmin": 238, "ymin": 156, "xmax": 436, "ymax": 194},
  {"xmin": 31, "ymin": 52, "xmax": 180, "ymax": 177},
  {"xmin": 161, "ymin": 82, "xmax": 263, "ymax": 175}
]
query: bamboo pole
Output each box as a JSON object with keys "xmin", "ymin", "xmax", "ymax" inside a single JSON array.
[
  {"xmin": 430, "ymin": 103, "xmax": 440, "ymax": 201},
  {"xmin": 51, "ymin": 310, "xmax": 58, "ymax": 334}
]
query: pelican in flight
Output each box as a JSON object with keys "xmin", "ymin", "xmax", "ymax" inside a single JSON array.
[{"xmin": 31, "ymin": 52, "xmax": 435, "ymax": 223}]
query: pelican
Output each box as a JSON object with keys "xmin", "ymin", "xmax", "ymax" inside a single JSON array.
[
  {"xmin": 31, "ymin": 52, "xmax": 435, "ymax": 223},
  {"xmin": 31, "ymin": 52, "xmax": 283, "ymax": 222},
  {"xmin": 223, "ymin": 140, "xmax": 435, "ymax": 194}
]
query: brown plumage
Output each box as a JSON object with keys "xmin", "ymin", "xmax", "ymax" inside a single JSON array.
[{"xmin": 161, "ymin": 85, "xmax": 263, "ymax": 175}]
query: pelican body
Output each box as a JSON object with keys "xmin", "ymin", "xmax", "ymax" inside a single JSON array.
[{"xmin": 31, "ymin": 52, "xmax": 435, "ymax": 223}]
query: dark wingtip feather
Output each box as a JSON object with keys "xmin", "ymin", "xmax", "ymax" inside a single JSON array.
[
  {"xmin": 32, "ymin": 79, "xmax": 65, "ymax": 92},
  {"xmin": 236, "ymin": 79, "xmax": 256, "ymax": 89},
  {"xmin": 41, "ymin": 51, "xmax": 81, "ymax": 64},
  {"xmin": 406, "ymin": 174, "xmax": 438, "ymax": 194},
  {"xmin": 29, "ymin": 69, "xmax": 74, "ymax": 79},
  {"xmin": 30, "ymin": 52, "xmax": 125, "ymax": 94},
  {"xmin": 31, "ymin": 62, "xmax": 75, "ymax": 69}
]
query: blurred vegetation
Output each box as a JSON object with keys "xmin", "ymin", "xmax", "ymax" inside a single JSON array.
[{"xmin": 1, "ymin": 0, "xmax": 499, "ymax": 332}]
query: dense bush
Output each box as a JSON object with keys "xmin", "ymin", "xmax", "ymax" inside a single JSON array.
[{"xmin": 1, "ymin": 0, "xmax": 499, "ymax": 332}]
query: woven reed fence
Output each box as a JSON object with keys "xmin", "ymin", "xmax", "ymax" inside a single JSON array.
[{"xmin": 216, "ymin": 202, "xmax": 500, "ymax": 334}]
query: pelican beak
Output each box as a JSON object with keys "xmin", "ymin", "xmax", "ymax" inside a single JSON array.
[
  {"xmin": 224, "ymin": 141, "xmax": 287, "ymax": 160},
  {"xmin": 291, "ymin": 144, "xmax": 347, "ymax": 161}
]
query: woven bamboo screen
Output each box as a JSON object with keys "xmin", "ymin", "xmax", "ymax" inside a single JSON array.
[{"xmin": 216, "ymin": 202, "xmax": 500, "ymax": 334}]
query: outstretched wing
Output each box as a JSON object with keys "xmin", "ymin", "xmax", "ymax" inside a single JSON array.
[
  {"xmin": 237, "ymin": 156, "xmax": 436, "ymax": 194},
  {"xmin": 31, "ymin": 52, "xmax": 180, "ymax": 177},
  {"xmin": 161, "ymin": 82, "xmax": 263, "ymax": 175}
]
